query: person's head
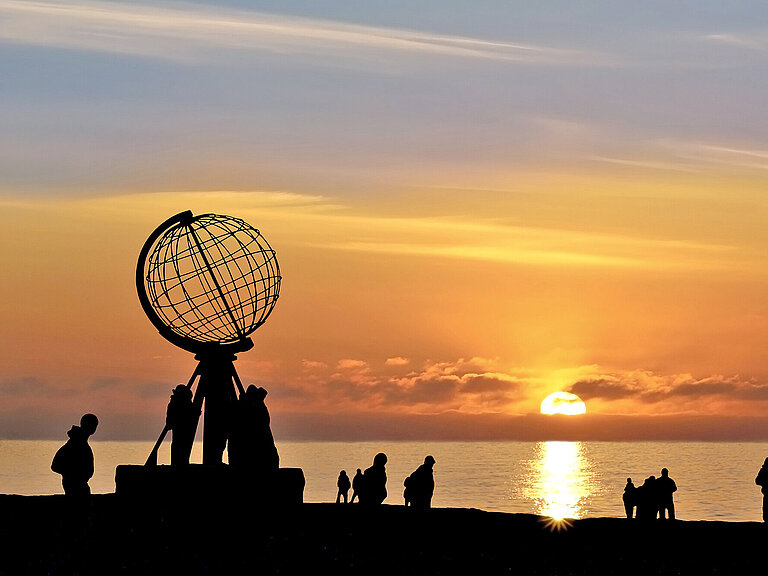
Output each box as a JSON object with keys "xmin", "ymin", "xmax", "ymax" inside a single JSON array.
[
  {"xmin": 661, "ymin": 468, "xmax": 669, "ymax": 477},
  {"xmin": 627, "ymin": 477, "xmax": 632, "ymax": 483},
  {"xmin": 424, "ymin": 455, "xmax": 436, "ymax": 467},
  {"xmin": 173, "ymin": 384, "xmax": 191, "ymax": 401},
  {"xmin": 356, "ymin": 468, "xmax": 362, "ymax": 474},
  {"xmin": 340, "ymin": 470, "xmax": 347, "ymax": 476},
  {"xmin": 245, "ymin": 385, "xmax": 268, "ymax": 401},
  {"xmin": 373, "ymin": 452, "xmax": 387, "ymax": 467},
  {"xmin": 80, "ymin": 413, "xmax": 99, "ymax": 436}
]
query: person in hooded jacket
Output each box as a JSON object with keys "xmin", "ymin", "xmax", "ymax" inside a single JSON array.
[{"xmin": 51, "ymin": 413, "xmax": 99, "ymax": 497}]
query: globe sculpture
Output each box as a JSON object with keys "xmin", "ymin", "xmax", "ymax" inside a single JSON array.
[{"xmin": 136, "ymin": 210, "xmax": 281, "ymax": 465}]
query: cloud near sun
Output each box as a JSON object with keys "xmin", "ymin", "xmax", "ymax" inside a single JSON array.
[
  {"xmin": 270, "ymin": 357, "xmax": 527, "ymax": 414},
  {"xmin": 242, "ymin": 357, "xmax": 768, "ymax": 419},
  {"xmin": 567, "ymin": 371, "xmax": 768, "ymax": 414}
]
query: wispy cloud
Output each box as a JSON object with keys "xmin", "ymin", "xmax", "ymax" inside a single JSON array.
[
  {"xmin": 591, "ymin": 156, "xmax": 700, "ymax": 173},
  {"xmin": 594, "ymin": 140, "xmax": 768, "ymax": 174},
  {"xmin": 0, "ymin": 0, "xmax": 608, "ymax": 66},
  {"xmin": 705, "ymin": 32, "xmax": 768, "ymax": 51},
  {"xmin": 314, "ymin": 214, "xmax": 737, "ymax": 272},
  {"xmin": 2, "ymin": 188, "xmax": 746, "ymax": 275},
  {"xmin": 666, "ymin": 141, "xmax": 768, "ymax": 172}
]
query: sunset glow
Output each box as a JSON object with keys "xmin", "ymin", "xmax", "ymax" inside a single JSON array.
[
  {"xmin": 540, "ymin": 393, "xmax": 587, "ymax": 416},
  {"xmin": 528, "ymin": 441, "xmax": 590, "ymax": 521},
  {"xmin": 1, "ymin": 1, "xmax": 768, "ymax": 442}
]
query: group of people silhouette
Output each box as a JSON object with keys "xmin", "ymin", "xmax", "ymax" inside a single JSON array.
[
  {"xmin": 622, "ymin": 468, "xmax": 677, "ymax": 520},
  {"xmin": 163, "ymin": 383, "xmax": 279, "ymax": 471},
  {"xmin": 335, "ymin": 454, "xmax": 436, "ymax": 508},
  {"xmin": 50, "ymin": 412, "xmax": 768, "ymax": 524}
]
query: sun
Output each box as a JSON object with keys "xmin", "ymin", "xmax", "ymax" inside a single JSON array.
[{"xmin": 540, "ymin": 392, "xmax": 586, "ymax": 415}]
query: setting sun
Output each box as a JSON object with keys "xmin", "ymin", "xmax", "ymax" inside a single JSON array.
[{"xmin": 540, "ymin": 392, "xmax": 587, "ymax": 416}]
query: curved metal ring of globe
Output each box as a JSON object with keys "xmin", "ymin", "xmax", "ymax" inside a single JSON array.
[{"xmin": 137, "ymin": 210, "xmax": 281, "ymax": 354}]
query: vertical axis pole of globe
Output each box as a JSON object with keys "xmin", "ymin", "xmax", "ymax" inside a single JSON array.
[
  {"xmin": 186, "ymin": 224, "xmax": 245, "ymax": 341},
  {"xmin": 186, "ymin": 223, "xmax": 246, "ymax": 464},
  {"xmin": 145, "ymin": 364, "xmax": 202, "ymax": 466}
]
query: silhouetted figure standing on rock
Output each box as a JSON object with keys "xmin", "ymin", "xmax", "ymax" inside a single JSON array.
[
  {"xmin": 166, "ymin": 385, "xmax": 198, "ymax": 466},
  {"xmin": 359, "ymin": 453, "xmax": 388, "ymax": 505},
  {"xmin": 350, "ymin": 468, "xmax": 363, "ymax": 503},
  {"xmin": 755, "ymin": 458, "xmax": 768, "ymax": 522},
  {"xmin": 51, "ymin": 413, "xmax": 99, "ymax": 497},
  {"xmin": 229, "ymin": 385, "xmax": 279, "ymax": 473},
  {"xmin": 622, "ymin": 477, "xmax": 636, "ymax": 519},
  {"xmin": 656, "ymin": 468, "xmax": 677, "ymax": 520},
  {"xmin": 756, "ymin": 458, "xmax": 768, "ymax": 522},
  {"xmin": 336, "ymin": 470, "xmax": 351, "ymax": 503},
  {"xmin": 635, "ymin": 476, "xmax": 657, "ymax": 520},
  {"xmin": 404, "ymin": 455, "xmax": 436, "ymax": 508}
]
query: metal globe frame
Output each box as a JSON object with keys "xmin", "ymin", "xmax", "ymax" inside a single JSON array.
[{"xmin": 136, "ymin": 210, "xmax": 281, "ymax": 465}]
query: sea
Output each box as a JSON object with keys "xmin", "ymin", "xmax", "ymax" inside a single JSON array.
[{"xmin": 1, "ymin": 440, "xmax": 766, "ymax": 522}]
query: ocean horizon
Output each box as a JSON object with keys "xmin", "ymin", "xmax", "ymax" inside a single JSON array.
[{"xmin": 1, "ymin": 439, "xmax": 766, "ymax": 522}]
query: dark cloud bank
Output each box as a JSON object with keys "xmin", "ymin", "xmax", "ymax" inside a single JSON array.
[
  {"xmin": 271, "ymin": 412, "xmax": 768, "ymax": 442},
  {"xmin": 5, "ymin": 410, "xmax": 768, "ymax": 442}
]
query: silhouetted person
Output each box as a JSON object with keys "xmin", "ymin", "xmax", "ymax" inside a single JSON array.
[
  {"xmin": 336, "ymin": 470, "xmax": 351, "ymax": 504},
  {"xmin": 656, "ymin": 468, "xmax": 677, "ymax": 520},
  {"xmin": 229, "ymin": 385, "xmax": 279, "ymax": 473},
  {"xmin": 404, "ymin": 455, "xmax": 436, "ymax": 508},
  {"xmin": 623, "ymin": 477, "xmax": 636, "ymax": 519},
  {"xmin": 359, "ymin": 452, "xmax": 388, "ymax": 505},
  {"xmin": 350, "ymin": 468, "xmax": 363, "ymax": 503},
  {"xmin": 51, "ymin": 413, "xmax": 99, "ymax": 497},
  {"xmin": 634, "ymin": 476, "xmax": 657, "ymax": 520},
  {"xmin": 756, "ymin": 458, "xmax": 768, "ymax": 522},
  {"xmin": 165, "ymin": 385, "xmax": 198, "ymax": 466}
]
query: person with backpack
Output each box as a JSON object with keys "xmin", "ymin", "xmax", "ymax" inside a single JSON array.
[{"xmin": 404, "ymin": 455, "xmax": 436, "ymax": 509}]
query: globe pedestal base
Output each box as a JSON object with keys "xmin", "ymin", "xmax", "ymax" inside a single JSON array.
[{"xmin": 115, "ymin": 464, "xmax": 305, "ymax": 505}]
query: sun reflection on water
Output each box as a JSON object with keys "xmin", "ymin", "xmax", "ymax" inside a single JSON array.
[{"xmin": 527, "ymin": 441, "xmax": 591, "ymax": 520}]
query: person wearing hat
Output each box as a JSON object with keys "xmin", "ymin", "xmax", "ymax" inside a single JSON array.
[{"xmin": 404, "ymin": 455, "xmax": 436, "ymax": 509}]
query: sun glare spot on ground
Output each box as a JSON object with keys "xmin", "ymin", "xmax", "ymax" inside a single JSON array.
[{"xmin": 540, "ymin": 392, "xmax": 586, "ymax": 415}]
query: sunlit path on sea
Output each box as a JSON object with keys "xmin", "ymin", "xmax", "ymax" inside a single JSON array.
[
  {"xmin": 524, "ymin": 441, "xmax": 592, "ymax": 520},
  {"xmin": 1, "ymin": 440, "xmax": 766, "ymax": 522}
]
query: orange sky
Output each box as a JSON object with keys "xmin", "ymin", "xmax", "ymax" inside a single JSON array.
[
  {"xmin": 2, "ymin": 1, "xmax": 768, "ymax": 440},
  {"xmin": 2, "ymin": 174, "xmax": 768, "ymax": 440}
]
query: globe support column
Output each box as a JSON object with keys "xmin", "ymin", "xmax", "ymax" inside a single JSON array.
[{"xmin": 195, "ymin": 352, "xmax": 242, "ymax": 465}]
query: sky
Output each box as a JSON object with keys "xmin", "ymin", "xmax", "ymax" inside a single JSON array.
[{"xmin": 2, "ymin": 0, "xmax": 768, "ymax": 440}]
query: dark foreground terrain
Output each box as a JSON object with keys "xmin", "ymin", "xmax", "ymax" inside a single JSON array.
[{"xmin": 0, "ymin": 494, "xmax": 765, "ymax": 575}]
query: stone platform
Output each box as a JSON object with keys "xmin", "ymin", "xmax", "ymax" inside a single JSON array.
[{"xmin": 115, "ymin": 464, "xmax": 305, "ymax": 504}]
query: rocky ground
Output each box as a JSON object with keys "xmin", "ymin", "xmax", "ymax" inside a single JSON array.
[{"xmin": 0, "ymin": 494, "xmax": 765, "ymax": 575}]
